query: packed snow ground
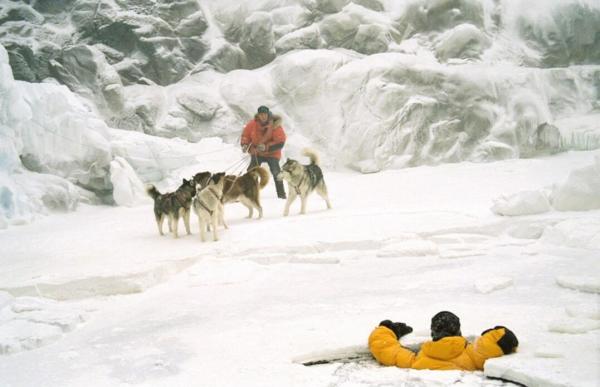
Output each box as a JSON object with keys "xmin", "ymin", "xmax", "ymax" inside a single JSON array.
[{"xmin": 0, "ymin": 150, "xmax": 599, "ymax": 387}]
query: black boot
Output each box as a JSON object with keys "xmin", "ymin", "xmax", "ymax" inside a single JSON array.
[{"xmin": 275, "ymin": 180, "xmax": 286, "ymax": 199}]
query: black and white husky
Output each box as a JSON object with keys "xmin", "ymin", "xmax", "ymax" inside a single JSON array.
[
  {"xmin": 192, "ymin": 172, "xmax": 227, "ymax": 242},
  {"xmin": 277, "ymin": 149, "xmax": 332, "ymax": 216}
]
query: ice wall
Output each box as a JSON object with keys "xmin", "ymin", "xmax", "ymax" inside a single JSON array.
[
  {"xmin": 0, "ymin": 44, "xmax": 111, "ymax": 225},
  {"xmin": 0, "ymin": 0, "xmax": 599, "ymax": 224},
  {"xmin": 0, "ymin": 44, "xmax": 201, "ymax": 226}
]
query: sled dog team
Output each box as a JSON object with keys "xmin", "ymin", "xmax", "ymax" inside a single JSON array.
[{"xmin": 146, "ymin": 149, "xmax": 332, "ymax": 242}]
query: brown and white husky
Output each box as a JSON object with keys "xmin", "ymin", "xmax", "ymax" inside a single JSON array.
[{"xmin": 221, "ymin": 166, "xmax": 269, "ymax": 219}]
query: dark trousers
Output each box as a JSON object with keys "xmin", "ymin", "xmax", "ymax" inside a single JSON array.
[{"xmin": 248, "ymin": 156, "xmax": 286, "ymax": 198}]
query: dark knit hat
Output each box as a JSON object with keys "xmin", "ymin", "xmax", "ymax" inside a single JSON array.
[
  {"xmin": 257, "ymin": 105, "xmax": 270, "ymax": 114},
  {"xmin": 431, "ymin": 311, "xmax": 461, "ymax": 341}
]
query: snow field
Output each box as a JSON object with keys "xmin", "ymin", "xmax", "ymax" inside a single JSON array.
[{"xmin": 1, "ymin": 151, "xmax": 599, "ymax": 386}]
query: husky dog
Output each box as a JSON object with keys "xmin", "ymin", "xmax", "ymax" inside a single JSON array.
[
  {"xmin": 221, "ymin": 166, "xmax": 269, "ymax": 219},
  {"xmin": 277, "ymin": 149, "xmax": 332, "ymax": 216},
  {"xmin": 146, "ymin": 178, "xmax": 196, "ymax": 238},
  {"xmin": 193, "ymin": 172, "xmax": 227, "ymax": 242},
  {"xmin": 192, "ymin": 171, "xmax": 212, "ymax": 189}
]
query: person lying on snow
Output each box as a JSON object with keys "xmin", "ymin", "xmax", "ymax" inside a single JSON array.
[{"xmin": 369, "ymin": 311, "xmax": 518, "ymax": 371}]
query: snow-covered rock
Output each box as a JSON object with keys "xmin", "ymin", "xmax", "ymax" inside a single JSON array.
[
  {"xmin": 50, "ymin": 44, "xmax": 125, "ymax": 117},
  {"xmin": 551, "ymin": 156, "xmax": 600, "ymax": 211},
  {"xmin": 491, "ymin": 190, "xmax": 551, "ymax": 216},
  {"xmin": 109, "ymin": 129, "xmax": 200, "ymax": 183},
  {"xmin": 541, "ymin": 218, "xmax": 600, "ymax": 250},
  {"xmin": 435, "ymin": 23, "xmax": 490, "ymax": 61},
  {"xmin": 240, "ymin": 12, "xmax": 276, "ymax": 69},
  {"xmin": 275, "ymin": 25, "xmax": 322, "ymax": 54},
  {"xmin": 556, "ymin": 276, "xmax": 600, "ymax": 294},
  {"xmin": 396, "ymin": 0, "xmax": 486, "ymax": 38},
  {"xmin": 109, "ymin": 157, "xmax": 148, "ymax": 207},
  {"xmin": 505, "ymin": 222, "xmax": 545, "ymax": 239}
]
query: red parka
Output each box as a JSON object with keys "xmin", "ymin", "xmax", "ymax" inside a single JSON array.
[{"xmin": 241, "ymin": 114, "xmax": 286, "ymax": 159}]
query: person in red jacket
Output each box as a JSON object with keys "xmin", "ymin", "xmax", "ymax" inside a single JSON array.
[{"xmin": 241, "ymin": 105, "xmax": 287, "ymax": 199}]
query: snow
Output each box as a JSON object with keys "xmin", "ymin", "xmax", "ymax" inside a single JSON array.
[
  {"xmin": 565, "ymin": 304, "xmax": 600, "ymax": 321},
  {"xmin": 474, "ymin": 277, "xmax": 513, "ymax": 294},
  {"xmin": 551, "ymin": 155, "xmax": 600, "ymax": 211},
  {"xmin": 109, "ymin": 157, "xmax": 148, "ymax": 207},
  {"xmin": 556, "ymin": 276, "xmax": 600, "ymax": 294},
  {"xmin": 541, "ymin": 218, "xmax": 600, "ymax": 250},
  {"xmin": 491, "ymin": 190, "xmax": 551, "ymax": 216},
  {"xmin": 0, "ymin": 150, "xmax": 599, "ymax": 387},
  {"xmin": 548, "ymin": 318, "xmax": 600, "ymax": 335},
  {"xmin": 0, "ymin": 1, "xmax": 599, "ymax": 385}
]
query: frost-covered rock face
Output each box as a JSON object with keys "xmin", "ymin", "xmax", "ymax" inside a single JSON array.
[
  {"xmin": 0, "ymin": 44, "xmax": 114, "ymax": 224},
  {"xmin": 512, "ymin": 1, "xmax": 600, "ymax": 67},
  {"xmin": 0, "ymin": 0, "xmax": 599, "ymax": 224},
  {"xmin": 2, "ymin": 0, "xmax": 596, "ymax": 165}
]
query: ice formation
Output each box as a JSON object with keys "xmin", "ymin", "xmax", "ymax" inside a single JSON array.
[{"xmin": 0, "ymin": 0, "xmax": 599, "ymax": 225}]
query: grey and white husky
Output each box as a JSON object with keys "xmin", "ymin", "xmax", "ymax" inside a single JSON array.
[
  {"xmin": 277, "ymin": 148, "xmax": 332, "ymax": 216},
  {"xmin": 146, "ymin": 178, "xmax": 196, "ymax": 238},
  {"xmin": 192, "ymin": 172, "xmax": 227, "ymax": 242}
]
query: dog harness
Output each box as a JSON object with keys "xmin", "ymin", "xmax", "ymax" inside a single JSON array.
[
  {"xmin": 175, "ymin": 190, "xmax": 192, "ymax": 209},
  {"xmin": 292, "ymin": 174, "xmax": 306, "ymax": 195},
  {"xmin": 290, "ymin": 165, "xmax": 322, "ymax": 195},
  {"xmin": 196, "ymin": 187, "xmax": 222, "ymax": 216},
  {"xmin": 196, "ymin": 199, "xmax": 213, "ymax": 216}
]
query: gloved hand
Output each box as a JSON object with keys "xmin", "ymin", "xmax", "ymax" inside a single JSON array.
[
  {"xmin": 379, "ymin": 320, "xmax": 413, "ymax": 339},
  {"xmin": 256, "ymin": 144, "xmax": 266, "ymax": 152},
  {"xmin": 481, "ymin": 326, "xmax": 518, "ymax": 354}
]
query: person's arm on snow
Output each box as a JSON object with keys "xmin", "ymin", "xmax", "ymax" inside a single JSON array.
[
  {"xmin": 466, "ymin": 326, "xmax": 518, "ymax": 369},
  {"xmin": 368, "ymin": 320, "xmax": 416, "ymax": 368}
]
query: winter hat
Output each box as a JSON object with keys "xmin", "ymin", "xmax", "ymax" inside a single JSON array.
[
  {"xmin": 257, "ymin": 105, "xmax": 270, "ymax": 114},
  {"xmin": 431, "ymin": 311, "xmax": 461, "ymax": 341}
]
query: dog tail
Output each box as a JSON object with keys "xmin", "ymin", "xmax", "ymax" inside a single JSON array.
[
  {"xmin": 250, "ymin": 166, "xmax": 270, "ymax": 189},
  {"xmin": 302, "ymin": 148, "xmax": 320, "ymax": 165},
  {"xmin": 145, "ymin": 184, "xmax": 161, "ymax": 200}
]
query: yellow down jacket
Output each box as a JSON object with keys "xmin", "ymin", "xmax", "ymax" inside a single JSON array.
[{"xmin": 368, "ymin": 326, "xmax": 508, "ymax": 371}]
